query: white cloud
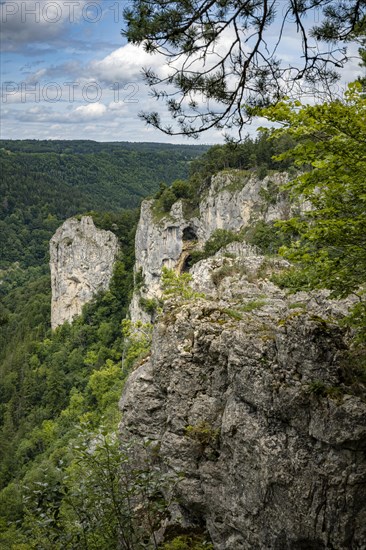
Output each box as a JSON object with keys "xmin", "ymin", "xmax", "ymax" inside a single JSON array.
[
  {"xmin": 108, "ymin": 100, "xmax": 127, "ymax": 112},
  {"xmin": 73, "ymin": 102, "xmax": 107, "ymax": 119},
  {"xmin": 0, "ymin": 0, "xmax": 101, "ymax": 51},
  {"xmin": 89, "ymin": 43, "xmax": 167, "ymax": 84}
]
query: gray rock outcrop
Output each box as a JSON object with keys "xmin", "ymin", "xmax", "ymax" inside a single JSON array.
[
  {"xmin": 198, "ymin": 171, "xmax": 290, "ymax": 239},
  {"xmin": 130, "ymin": 200, "xmax": 192, "ymax": 323},
  {"xmin": 130, "ymin": 171, "xmax": 292, "ymax": 323},
  {"xmin": 120, "ymin": 248, "xmax": 366, "ymax": 549},
  {"xmin": 50, "ymin": 216, "xmax": 119, "ymax": 329}
]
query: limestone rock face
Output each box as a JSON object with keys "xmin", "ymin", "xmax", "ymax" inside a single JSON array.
[
  {"xmin": 130, "ymin": 200, "xmax": 197, "ymax": 323},
  {"xmin": 131, "ymin": 171, "xmax": 291, "ymax": 322},
  {"xmin": 122, "ymin": 168, "xmax": 365, "ymax": 547},
  {"xmin": 198, "ymin": 171, "xmax": 290, "ymax": 240},
  {"xmin": 50, "ymin": 216, "xmax": 119, "ymax": 329},
  {"xmin": 120, "ymin": 252, "xmax": 366, "ymax": 548}
]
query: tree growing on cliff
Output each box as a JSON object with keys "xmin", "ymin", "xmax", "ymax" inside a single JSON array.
[
  {"xmin": 258, "ymin": 81, "xmax": 366, "ymax": 337},
  {"xmin": 161, "ymin": 267, "xmax": 205, "ymax": 301},
  {"xmin": 21, "ymin": 430, "xmax": 173, "ymax": 549},
  {"xmin": 123, "ymin": 0, "xmax": 365, "ymax": 137}
]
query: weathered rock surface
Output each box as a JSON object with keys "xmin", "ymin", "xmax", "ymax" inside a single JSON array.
[
  {"xmin": 120, "ymin": 250, "xmax": 366, "ymax": 549},
  {"xmin": 122, "ymin": 170, "xmax": 365, "ymax": 547},
  {"xmin": 198, "ymin": 171, "xmax": 290, "ymax": 240},
  {"xmin": 50, "ymin": 216, "xmax": 119, "ymax": 329},
  {"xmin": 130, "ymin": 171, "xmax": 291, "ymax": 322},
  {"xmin": 130, "ymin": 200, "xmax": 194, "ymax": 323}
]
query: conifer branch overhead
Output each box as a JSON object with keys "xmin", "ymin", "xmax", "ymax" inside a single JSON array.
[{"xmin": 123, "ymin": 0, "xmax": 366, "ymax": 137}]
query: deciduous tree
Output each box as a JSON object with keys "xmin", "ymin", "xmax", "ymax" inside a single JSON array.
[{"xmin": 259, "ymin": 82, "xmax": 366, "ymax": 335}]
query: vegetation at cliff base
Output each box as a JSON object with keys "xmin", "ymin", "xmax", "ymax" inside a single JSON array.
[
  {"xmin": 0, "ymin": 140, "xmax": 209, "ymax": 548},
  {"xmin": 0, "ymin": 210, "xmax": 162, "ymax": 547}
]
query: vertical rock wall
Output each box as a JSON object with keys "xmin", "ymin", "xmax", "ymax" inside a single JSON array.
[
  {"xmin": 120, "ymin": 249, "xmax": 366, "ymax": 549},
  {"xmin": 130, "ymin": 171, "xmax": 290, "ymax": 323},
  {"xmin": 50, "ymin": 216, "xmax": 119, "ymax": 329},
  {"xmin": 129, "ymin": 200, "xmax": 200, "ymax": 323}
]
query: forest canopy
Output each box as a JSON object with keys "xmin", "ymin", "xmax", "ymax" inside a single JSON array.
[{"xmin": 0, "ymin": 140, "xmax": 207, "ymax": 273}]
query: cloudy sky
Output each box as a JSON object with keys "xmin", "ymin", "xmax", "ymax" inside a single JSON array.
[{"xmin": 0, "ymin": 0, "xmax": 362, "ymax": 143}]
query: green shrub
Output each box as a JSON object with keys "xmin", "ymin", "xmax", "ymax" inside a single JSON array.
[
  {"xmin": 306, "ymin": 380, "xmax": 343, "ymax": 400},
  {"xmin": 341, "ymin": 300, "xmax": 366, "ymax": 345},
  {"xmin": 161, "ymin": 188, "xmax": 177, "ymax": 212},
  {"xmin": 204, "ymin": 229, "xmax": 241, "ymax": 257},
  {"xmin": 221, "ymin": 308, "xmax": 243, "ymax": 320},
  {"xmin": 162, "ymin": 534, "xmax": 214, "ymax": 550},
  {"xmin": 271, "ymin": 267, "xmax": 312, "ymax": 292},
  {"xmin": 154, "ymin": 179, "xmax": 197, "ymax": 217},
  {"xmin": 307, "ymin": 380, "xmax": 327, "ymax": 396},
  {"xmin": 134, "ymin": 267, "xmax": 145, "ymax": 290},
  {"xmin": 139, "ymin": 296, "xmax": 161, "ymax": 316},
  {"xmin": 240, "ymin": 300, "xmax": 266, "ymax": 312},
  {"xmin": 170, "ymin": 179, "xmax": 192, "ymax": 199},
  {"xmin": 184, "ymin": 421, "xmax": 220, "ymax": 447},
  {"xmin": 257, "ymin": 164, "xmax": 268, "ymax": 180},
  {"xmin": 161, "ymin": 268, "xmax": 204, "ymax": 301},
  {"xmin": 243, "ymin": 220, "xmax": 293, "ymax": 255},
  {"xmin": 187, "ymin": 249, "xmax": 206, "ymax": 266},
  {"xmin": 22, "ymin": 433, "xmax": 174, "ymax": 550},
  {"xmin": 189, "ymin": 229, "xmax": 242, "ymax": 267},
  {"xmin": 258, "ymin": 178, "xmax": 281, "ymax": 204},
  {"xmin": 121, "ymin": 319, "xmax": 153, "ymax": 371}
]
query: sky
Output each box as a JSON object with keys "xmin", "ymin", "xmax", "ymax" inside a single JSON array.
[{"xmin": 0, "ymin": 0, "xmax": 362, "ymax": 144}]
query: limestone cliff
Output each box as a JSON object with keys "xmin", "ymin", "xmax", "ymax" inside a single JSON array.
[
  {"xmin": 121, "ymin": 170, "xmax": 365, "ymax": 548},
  {"xmin": 130, "ymin": 200, "xmax": 189, "ymax": 323},
  {"xmin": 197, "ymin": 170, "xmax": 291, "ymax": 239},
  {"xmin": 120, "ymin": 245, "xmax": 366, "ymax": 549},
  {"xmin": 130, "ymin": 171, "xmax": 293, "ymax": 322},
  {"xmin": 50, "ymin": 216, "xmax": 119, "ymax": 329}
]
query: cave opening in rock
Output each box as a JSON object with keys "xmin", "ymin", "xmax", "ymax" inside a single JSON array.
[
  {"xmin": 183, "ymin": 226, "xmax": 197, "ymax": 241},
  {"xmin": 182, "ymin": 254, "xmax": 192, "ymax": 273}
]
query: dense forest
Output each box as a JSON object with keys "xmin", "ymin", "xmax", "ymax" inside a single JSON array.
[
  {"xmin": 0, "ymin": 135, "xmax": 293, "ymax": 548},
  {"xmin": 1, "ymin": 116, "xmax": 364, "ymax": 547},
  {"xmin": 0, "ymin": 140, "xmax": 209, "ymax": 275}
]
